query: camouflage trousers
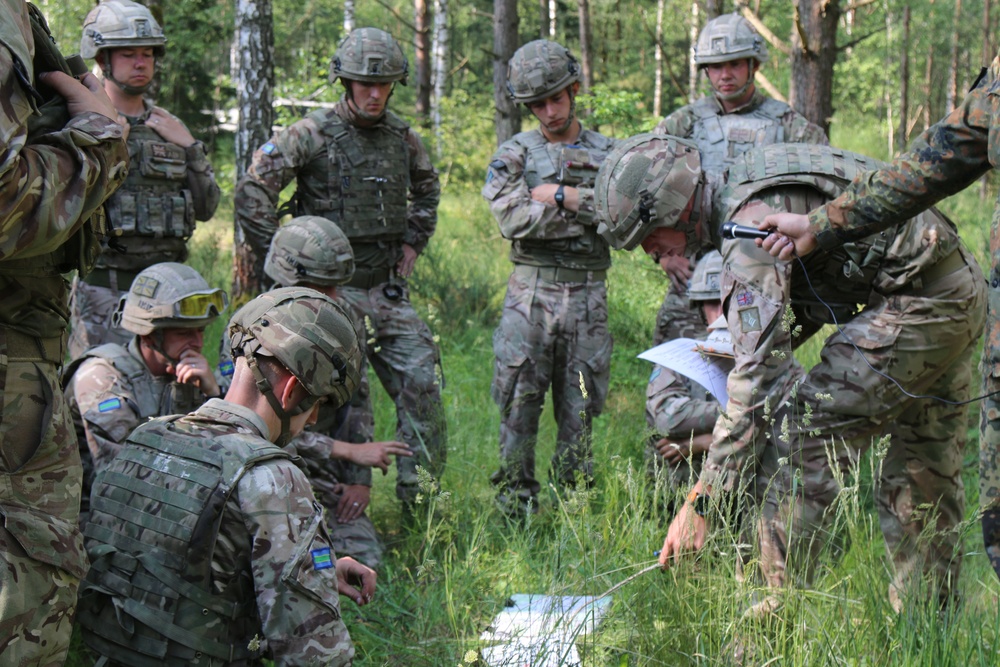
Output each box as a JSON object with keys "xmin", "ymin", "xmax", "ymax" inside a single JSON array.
[
  {"xmin": 979, "ymin": 287, "xmax": 1000, "ymax": 580},
  {"xmin": 68, "ymin": 278, "xmax": 130, "ymax": 360},
  {"xmin": 490, "ymin": 268, "xmax": 612, "ymax": 510},
  {"xmin": 0, "ymin": 354, "xmax": 86, "ymax": 667},
  {"xmin": 336, "ymin": 281, "xmax": 447, "ymax": 503},
  {"xmin": 750, "ymin": 258, "xmax": 984, "ymax": 609},
  {"xmin": 653, "ymin": 277, "xmax": 704, "ymax": 345}
]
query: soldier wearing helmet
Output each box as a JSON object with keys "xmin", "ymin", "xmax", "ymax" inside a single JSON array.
[
  {"xmin": 217, "ymin": 217, "xmax": 413, "ymax": 568},
  {"xmin": 0, "ymin": 2, "xmax": 128, "ymax": 664},
  {"xmin": 78, "ymin": 287, "xmax": 375, "ymax": 666},
  {"xmin": 595, "ymin": 134, "xmax": 984, "ymax": 611},
  {"xmin": 482, "ymin": 40, "xmax": 615, "ymax": 519},
  {"xmin": 69, "ymin": 0, "xmax": 221, "ymax": 359},
  {"xmin": 235, "ymin": 28, "xmax": 446, "ymax": 515},
  {"xmin": 63, "ymin": 263, "xmax": 228, "ymax": 523},
  {"xmin": 649, "ymin": 13, "xmax": 828, "ymax": 375}
]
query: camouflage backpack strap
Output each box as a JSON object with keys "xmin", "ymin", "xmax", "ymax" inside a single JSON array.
[
  {"xmin": 311, "ymin": 108, "xmax": 367, "ymax": 167},
  {"xmin": 756, "ymin": 97, "xmax": 790, "ymax": 141},
  {"xmin": 513, "ymin": 130, "xmax": 559, "ymax": 185}
]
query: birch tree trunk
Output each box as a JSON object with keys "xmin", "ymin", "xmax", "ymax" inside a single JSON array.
[
  {"xmin": 549, "ymin": 0, "xmax": 557, "ymax": 37},
  {"xmin": 577, "ymin": 0, "xmax": 593, "ymax": 93},
  {"xmin": 344, "ymin": 0, "xmax": 355, "ymax": 33},
  {"xmin": 431, "ymin": 0, "xmax": 448, "ymax": 155},
  {"xmin": 493, "ymin": 0, "xmax": 520, "ymax": 145},
  {"xmin": 688, "ymin": 1, "xmax": 699, "ymax": 104},
  {"xmin": 946, "ymin": 0, "xmax": 963, "ymax": 113},
  {"xmin": 654, "ymin": 0, "xmax": 665, "ymax": 117},
  {"xmin": 232, "ymin": 0, "xmax": 274, "ymax": 300},
  {"xmin": 414, "ymin": 0, "xmax": 431, "ymax": 124},
  {"xmin": 789, "ymin": 0, "xmax": 840, "ymax": 135}
]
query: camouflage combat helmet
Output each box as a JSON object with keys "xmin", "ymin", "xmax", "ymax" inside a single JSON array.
[
  {"xmin": 330, "ymin": 27, "xmax": 408, "ymax": 85},
  {"xmin": 80, "ymin": 0, "xmax": 166, "ymax": 60},
  {"xmin": 228, "ymin": 287, "xmax": 362, "ymax": 413},
  {"xmin": 693, "ymin": 13, "xmax": 768, "ymax": 66},
  {"xmin": 688, "ymin": 251, "xmax": 723, "ymax": 304},
  {"xmin": 114, "ymin": 262, "xmax": 227, "ymax": 336},
  {"xmin": 264, "ymin": 216, "xmax": 355, "ymax": 288},
  {"xmin": 506, "ymin": 40, "xmax": 581, "ymax": 104},
  {"xmin": 595, "ymin": 133, "xmax": 703, "ymax": 251}
]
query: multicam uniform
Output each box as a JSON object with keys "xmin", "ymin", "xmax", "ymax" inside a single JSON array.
[
  {"xmin": 69, "ymin": 104, "xmax": 220, "ymax": 357},
  {"xmin": 645, "ymin": 364, "xmax": 717, "ymax": 487},
  {"xmin": 0, "ymin": 2, "xmax": 127, "ymax": 664},
  {"xmin": 235, "ymin": 100, "xmax": 445, "ymax": 503},
  {"xmin": 703, "ymin": 144, "xmax": 985, "ymax": 607},
  {"xmin": 651, "ymin": 89, "xmax": 829, "ymax": 345},
  {"xmin": 799, "ymin": 56, "xmax": 1000, "ymax": 580},
  {"xmin": 483, "ymin": 127, "xmax": 615, "ymax": 508},
  {"xmin": 78, "ymin": 400, "xmax": 356, "ymax": 666}
]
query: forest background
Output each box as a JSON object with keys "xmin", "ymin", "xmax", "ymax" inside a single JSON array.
[{"xmin": 41, "ymin": 0, "xmax": 1000, "ymax": 664}]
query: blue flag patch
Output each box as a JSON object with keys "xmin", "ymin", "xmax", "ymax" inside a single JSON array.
[
  {"xmin": 218, "ymin": 360, "xmax": 234, "ymax": 377},
  {"xmin": 98, "ymin": 398, "xmax": 122, "ymax": 412},
  {"xmin": 311, "ymin": 547, "xmax": 333, "ymax": 570},
  {"xmin": 261, "ymin": 142, "xmax": 277, "ymax": 155}
]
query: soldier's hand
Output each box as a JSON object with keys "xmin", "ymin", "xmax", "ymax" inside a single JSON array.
[
  {"xmin": 335, "ymin": 484, "xmax": 370, "ymax": 523},
  {"xmin": 660, "ymin": 254, "xmax": 693, "ymax": 286},
  {"xmin": 659, "ymin": 501, "xmax": 707, "ymax": 568},
  {"xmin": 335, "ymin": 556, "xmax": 376, "ymax": 606},
  {"xmin": 758, "ymin": 213, "xmax": 817, "ymax": 260},
  {"xmin": 172, "ymin": 349, "xmax": 221, "ymax": 397},
  {"xmin": 346, "ymin": 440, "xmax": 412, "ymax": 474},
  {"xmin": 40, "ymin": 71, "xmax": 121, "ymax": 126},
  {"xmin": 396, "ymin": 243, "xmax": 419, "ymax": 278},
  {"xmin": 655, "ymin": 438, "xmax": 690, "ymax": 465},
  {"xmin": 146, "ymin": 107, "xmax": 197, "ymax": 147},
  {"xmin": 530, "ymin": 183, "xmax": 580, "ymax": 212}
]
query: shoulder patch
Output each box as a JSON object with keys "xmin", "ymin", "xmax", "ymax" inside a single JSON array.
[
  {"xmin": 98, "ymin": 397, "xmax": 123, "ymax": 413},
  {"xmin": 218, "ymin": 360, "xmax": 234, "ymax": 377},
  {"xmin": 739, "ymin": 307, "xmax": 762, "ymax": 333},
  {"xmin": 261, "ymin": 142, "xmax": 278, "ymax": 155},
  {"xmin": 311, "ymin": 547, "xmax": 334, "ymax": 570},
  {"xmin": 735, "ymin": 290, "xmax": 754, "ymax": 307}
]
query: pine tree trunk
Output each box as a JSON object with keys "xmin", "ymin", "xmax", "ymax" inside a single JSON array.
[
  {"xmin": 539, "ymin": 0, "xmax": 549, "ymax": 38},
  {"xmin": 431, "ymin": 0, "xmax": 448, "ymax": 155},
  {"xmin": 789, "ymin": 0, "xmax": 840, "ymax": 135},
  {"xmin": 492, "ymin": 0, "xmax": 520, "ymax": 145},
  {"xmin": 895, "ymin": 5, "xmax": 910, "ymax": 153},
  {"xmin": 946, "ymin": 0, "xmax": 963, "ymax": 113},
  {"xmin": 414, "ymin": 0, "xmax": 431, "ymax": 124},
  {"xmin": 577, "ymin": 0, "xmax": 593, "ymax": 93},
  {"xmin": 232, "ymin": 0, "xmax": 274, "ymax": 301}
]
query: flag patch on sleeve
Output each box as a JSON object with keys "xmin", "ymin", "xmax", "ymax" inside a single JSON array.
[
  {"xmin": 311, "ymin": 547, "xmax": 333, "ymax": 570},
  {"xmin": 261, "ymin": 142, "xmax": 277, "ymax": 155},
  {"xmin": 98, "ymin": 398, "xmax": 122, "ymax": 413},
  {"xmin": 218, "ymin": 360, "xmax": 234, "ymax": 377}
]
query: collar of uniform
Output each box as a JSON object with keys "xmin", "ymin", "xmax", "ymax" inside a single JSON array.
[
  {"xmin": 710, "ymin": 88, "xmax": 766, "ymax": 115},
  {"xmin": 194, "ymin": 397, "xmax": 272, "ymax": 441},
  {"xmin": 123, "ymin": 98, "xmax": 155, "ymax": 126}
]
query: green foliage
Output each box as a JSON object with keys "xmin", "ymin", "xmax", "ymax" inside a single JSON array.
[
  {"xmin": 577, "ymin": 84, "xmax": 657, "ymax": 137},
  {"xmin": 431, "ymin": 89, "xmax": 498, "ymax": 192}
]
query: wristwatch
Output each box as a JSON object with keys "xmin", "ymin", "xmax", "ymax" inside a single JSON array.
[
  {"xmin": 554, "ymin": 184, "xmax": 566, "ymax": 209},
  {"xmin": 686, "ymin": 488, "xmax": 711, "ymax": 517}
]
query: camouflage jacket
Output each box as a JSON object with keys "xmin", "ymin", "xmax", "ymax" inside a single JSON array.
[
  {"xmin": 235, "ymin": 99, "xmax": 439, "ymax": 276},
  {"xmin": 82, "ymin": 399, "xmax": 355, "ymax": 666},
  {"xmin": 655, "ymin": 89, "xmax": 828, "ymax": 175},
  {"xmin": 646, "ymin": 362, "xmax": 719, "ymax": 440},
  {"xmin": 483, "ymin": 127, "xmax": 615, "ymax": 269},
  {"xmin": 96, "ymin": 99, "xmax": 220, "ymax": 271},
  {"xmin": 63, "ymin": 338, "xmax": 217, "ymax": 470},
  {"xmin": 698, "ymin": 146, "xmax": 966, "ymax": 493},
  {"xmin": 807, "ymin": 56, "xmax": 1000, "ymax": 372},
  {"xmin": 0, "ymin": 1, "xmax": 128, "ymax": 337}
]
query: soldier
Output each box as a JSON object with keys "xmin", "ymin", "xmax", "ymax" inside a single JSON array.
[
  {"xmin": 0, "ymin": 1, "xmax": 128, "ymax": 664},
  {"xmin": 68, "ymin": 0, "xmax": 221, "ymax": 358},
  {"xmin": 595, "ymin": 134, "xmax": 985, "ymax": 610},
  {"xmin": 651, "ymin": 13, "xmax": 828, "ymax": 350},
  {"xmin": 645, "ymin": 250, "xmax": 728, "ymax": 491},
  {"xmin": 235, "ymin": 27, "xmax": 445, "ymax": 511},
  {"xmin": 77, "ymin": 288, "xmax": 376, "ymax": 666},
  {"xmin": 236, "ymin": 215, "xmax": 413, "ymax": 567},
  {"xmin": 482, "ymin": 40, "xmax": 615, "ymax": 517},
  {"xmin": 757, "ymin": 55, "xmax": 1000, "ymax": 583},
  {"xmin": 64, "ymin": 263, "xmax": 228, "ymax": 526}
]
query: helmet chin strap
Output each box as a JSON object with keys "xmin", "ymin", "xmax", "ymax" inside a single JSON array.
[{"xmin": 242, "ymin": 345, "xmax": 317, "ymax": 447}]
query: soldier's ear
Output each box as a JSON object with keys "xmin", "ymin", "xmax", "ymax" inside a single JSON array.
[{"xmin": 570, "ymin": 81, "xmax": 581, "ymax": 97}]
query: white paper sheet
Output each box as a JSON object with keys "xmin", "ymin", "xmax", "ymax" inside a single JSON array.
[{"xmin": 638, "ymin": 338, "xmax": 733, "ymax": 405}]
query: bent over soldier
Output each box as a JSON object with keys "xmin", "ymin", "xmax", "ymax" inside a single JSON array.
[
  {"xmin": 235, "ymin": 27, "xmax": 445, "ymax": 509},
  {"xmin": 0, "ymin": 1, "xmax": 127, "ymax": 664},
  {"xmin": 78, "ymin": 288, "xmax": 376, "ymax": 666},
  {"xmin": 483, "ymin": 40, "xmax": 615, "ymax": 517},
  {"xmin": 758, "ymin": 50, "xmax": 1000, "ymax": 584},
  {"xmin": 651, "ymin": 13, "xmax": 827, "ymax": 348},
  {"xmin": 69, "ymin": 0, "xmax": 220, "ymax": 358},
  {"xmin": 597, "ymin": 135, "xmax": 985, "ymax": 610}
]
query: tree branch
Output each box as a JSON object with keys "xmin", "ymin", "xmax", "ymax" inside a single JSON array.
[
  {"xmin": 844, "ymin": 0, "xmax": 879, "ymax": 11},
  {"xmin": 753, "ymin": 70, "xmax": 787, "ymax": 102},
  {"xmin": 737, "ymin": 4, "xmax": 791, "ymax": 55},
  {"xmin": 837, "ymin": 27, "xmax": 884, "ymax": 51},
  {"xmin": 793, "ymin": 2, "xmax": 811, "ymax": 56},
  {"xmin": 372, "ymin": 0, "xmax": 418, "ymax": 32}
]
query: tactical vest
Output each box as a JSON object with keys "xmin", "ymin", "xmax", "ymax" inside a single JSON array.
[
  {"xmin": 691, "ymin": 96, "xmax": 788, "ymax": 175},
  {"xmin": 508, "ymin": 129, "xmax": 614, "ymax": 270},
  {"xmin": 105, "ymin": 121, "xmax": 195, "ymax": 242},
  {"xmin": 293, "ymin": 109, "xmax": 410, "ymax": 242},
  {"xmin": 78, "ymin": 417, "xmax": 294, "ymax": 666},
  {"xmin": 62, "ymin": 343, "xmax": 203, "ymax": 420},
  {"xmin": 713, "ymin": 144, "xmax": 893, "ymax": 326},
  {"xmin": 0, "ymin": 3, "xmax": 104, "ymax": 289}
]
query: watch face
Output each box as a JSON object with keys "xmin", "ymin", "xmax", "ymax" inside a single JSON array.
[{"xmin": 694, "ymin": 493, "xmax": 711, "ymax": 517}]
